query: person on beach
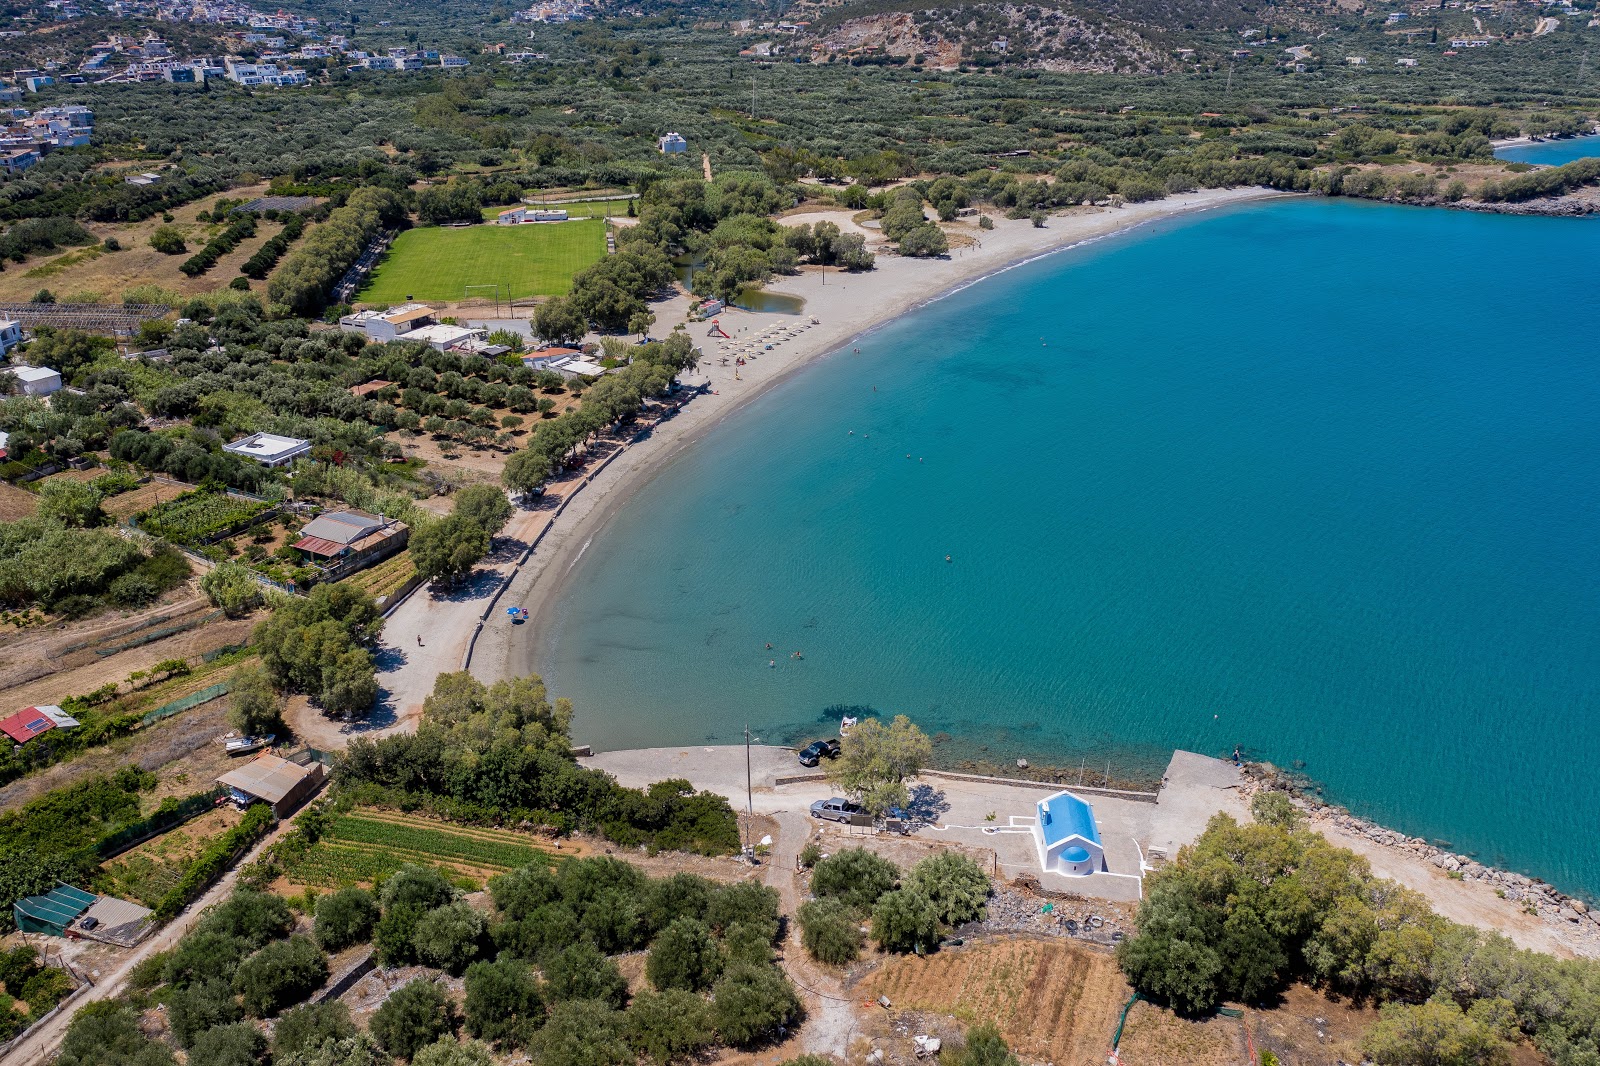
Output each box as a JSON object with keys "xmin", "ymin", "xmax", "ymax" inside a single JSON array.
[{"xmin": 417, "ymin": 635, "xmax": 423, "ymax": 646}]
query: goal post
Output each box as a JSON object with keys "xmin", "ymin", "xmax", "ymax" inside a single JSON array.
[{"xmin": 463, "ymin": 283, "xmax": 506, "ymax": 317}]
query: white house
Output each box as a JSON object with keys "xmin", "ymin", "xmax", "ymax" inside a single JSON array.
[
  {"xmin": 496, "ymin": 206, "xmax": 569, "ymax": 224},
  {"xmin": 0, "ymin": 319, "xmax": 21, "ymax": 357},
  {"xmin": 540, "ymin": 354, "xmax": 610, "ymax": 380},
  {"xmin": 10, "ymin": 365, "xmax": 61, "ymax": 397},
  {"xmin": 338, "ymin": 303, "xmax": 437, "ymax": 342},
  {"xmin": 398, "ymin": 323, "xmax": 486, "ymax": 352},
  {"xmin": 222, "ymin": 432, "xmax": 311, "ymax": 467},
  {"xmin": 1032, "ymin": 789, "xmax": 1105, "ymax": 877},
  {"xmin": 658, "ymin": 132, "xmax": 687, "ymax": 154}
]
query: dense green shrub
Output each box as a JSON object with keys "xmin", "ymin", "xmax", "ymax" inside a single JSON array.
[
  {"xmin": 273, "ymin": 1001, "xmax": 358, "ymax": 1060},
  {"xmin": 57, "ymin": 1002, "xmax": 174, "ymax": 1066},
  {"xmin": 810, "ymin": 848, "xmax": 899, "ymax": 912},
  {"xmin": 871, "ymin": 888, "xmax": 942, "ymax": 955},
  {"xmin": 371, "ymin": 978, "xmax": 455, "ymax": 1060},
  {"xmin": 528, "ymin": 998, "xmax": 632, "ymax": 1066},
  {"xmin": 235, "ymin": 935, "xmax": 328, "ymax": 1017},
  {"xmin": 627, "ymin": 988, "xmax": 716, "ymax": 1065},
  {"xmin": 646, "ymin": 916, "xmax": 722, "ymax": 992},
  {"xmin": 412, "ymin": 901, "xmax": 487, "ymax": 975},
  {"xmin": 906, "ymin": 851, "xmax": 990, "ymax": 926},
  {"xmin": 167, "ymin": 977, "xmax": 243, "ymax": 1048},
  {"xmin": 797, "ymin": 898, "xmax": 862, "ymax": 965},
  {"xmin": 710, "ymin": 962, "xmax": 800, "ymax": 1048},
  {"xmin": 313, "ymin": 887, "xmax": 379, "ymax": 951},
  {"xmin": 544, "ymin": 941, "xmax": 628, "ymax": 1008},
  {"xmin": 187, "ymin": 1022, "xmax": 268, "ymax": 1066},
  {"xmin": 463, "ymin": 956, "xmax": 545, "ymax": 1049},
  {"xmin": 337, "ymin": 673, "xmax": 737, "ymax": 855}
]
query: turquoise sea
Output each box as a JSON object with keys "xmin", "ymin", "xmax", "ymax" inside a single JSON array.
[
  {"xmin": 533, "ymin": 198, "xmax": 1600, "ymax": 899},
  {"xmin": 1496, "ymin": 133, "xmax": 1600, "ymax": 165}
]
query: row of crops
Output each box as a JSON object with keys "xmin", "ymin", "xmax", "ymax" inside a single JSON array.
[
  {"xmin": 281, "ymin": 811, "xmax": 557, "ymax": 887},
  {"xmin": 135, "ymin": 489, "xmax": 275, "ymax": 546}
]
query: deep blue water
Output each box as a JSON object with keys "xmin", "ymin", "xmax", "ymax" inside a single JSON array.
[
  {"xmin": 1497, "ymin": 133, "xmax": 1600, "ymax": 165},
  {"xmin": 534, "ymin": 198, "xmax": 1600, "ymax": 899}
]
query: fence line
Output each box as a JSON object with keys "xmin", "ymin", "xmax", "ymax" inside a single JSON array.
[{"xmin": 141, "ymin": 682, "xmax": 229, "ymax": 725}]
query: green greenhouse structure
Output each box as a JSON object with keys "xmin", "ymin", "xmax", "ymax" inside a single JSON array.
[{"xmin": 13, "ymin": 883, "xmax": 96, "ymax": 936}]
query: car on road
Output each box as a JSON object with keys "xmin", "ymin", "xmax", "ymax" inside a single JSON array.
[
  {"xmin": 810, "ymin": 797, "xmax": 862, "ymax": 822},
  {"xmin": 797, "ymin": 738, "xmax": 841, "ymax": 767}
]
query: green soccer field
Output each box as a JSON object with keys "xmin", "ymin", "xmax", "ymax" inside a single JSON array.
[{"xmin": 356, "ymin": 219, "xmax": 607, "ymax": 304}]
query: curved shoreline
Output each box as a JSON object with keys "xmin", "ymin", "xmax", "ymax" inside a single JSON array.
[{"xmin": 467, "ymin": 187, "xmax": 1291, "ymax": 688}]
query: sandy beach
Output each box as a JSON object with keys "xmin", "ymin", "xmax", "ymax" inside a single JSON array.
[{"xmin": 469, "ymin": 186, "xmax": 1286, "ymax": 685}]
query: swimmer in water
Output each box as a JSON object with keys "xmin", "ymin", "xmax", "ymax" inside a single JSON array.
[
  {"xmin": 769, "ymin": 660, "xmax": 776, "ymax": 668},
  {"xmin": 945, "ymin": 554, "xmax": 952, "ymax": 563}
]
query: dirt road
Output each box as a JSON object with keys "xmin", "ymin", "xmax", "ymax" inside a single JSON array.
[{"xmin": 6, "ymin": 820, "xmax": 293, "ymax": 1066}]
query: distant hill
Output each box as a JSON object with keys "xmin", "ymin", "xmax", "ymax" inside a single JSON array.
[{"xmin": 779, "ymin": 0, "xmax": 1359, "ymax": 71}]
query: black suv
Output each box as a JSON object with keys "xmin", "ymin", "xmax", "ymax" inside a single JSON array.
[{"xmin": 797, "ymin": 738, "xmax": 841, "ymax": 767}]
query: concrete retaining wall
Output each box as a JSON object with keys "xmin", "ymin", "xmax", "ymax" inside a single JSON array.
[{"xmin": 919, "ymin": 768, "xmax": 1160, "ymax": 803}]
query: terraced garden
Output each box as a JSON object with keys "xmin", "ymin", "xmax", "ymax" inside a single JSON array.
[
  {"xmin": 136, "ymin": 489, "xmax": 273, "ymax": 546},
  {"xmin": 281, "ymin": 808, "xmax": 560, "ymax": 888}
]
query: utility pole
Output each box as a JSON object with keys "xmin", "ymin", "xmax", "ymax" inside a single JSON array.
[{"xmin": 744, "ymin": 723, "xmax": 755, "ymax": 860}]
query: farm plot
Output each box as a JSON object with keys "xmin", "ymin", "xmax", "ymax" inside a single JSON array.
[
  {"xmin": 281, "ymin": 809, "xmax": 559, "ymax": 888},
  {"xmin": 99, "ymin": 806, "xmax": 242, "ymax": 907},
  {"xmin": 137, "ymin": 489, "xmax": 272, "ymax": 545},
  {"xmin": 355, "ymin": 219, "xmax": 606, "ymax": 304},
  {"xmin": 859, "ymin": 937, "xmax": 1130, "ymax": 1066}
]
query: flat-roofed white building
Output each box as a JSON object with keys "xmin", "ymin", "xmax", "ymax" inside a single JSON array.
[
  {"xmin": 338, "ymin": 303, "xmax": 438, "ymax": 342},
  {"xmin": 399, "ymin": 323, "xmax": 487, "ymax": 351},
  {"xmin": 10, "ymin": 365, "xmax": 61, "ymax": 396},
  {"xmin": 223, "ymin": 432, "xmax": 311, "ymax": 467}
]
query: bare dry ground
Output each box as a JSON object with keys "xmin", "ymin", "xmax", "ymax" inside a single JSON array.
[
  {"xmin": 0, "ymin": 610, "xmax": 255, "ymax": 711},
  {"xmin": 0, "ymin": 184, "xmax": 322, "ymax": 305},
  {"xmin": 1116, "ymin": 999, "xmax": 1244, "ymax": 1066},
  {"xmin": 857, "ymin": 937, "xmax": 1130, "ymax": 1066},
  {"xmin": 0, "ymin": 482, "xmax": 40, "ymax": 521},
  {"xmin": 0, "ymin": 698, "xmax": 237, "ymax": 809}
]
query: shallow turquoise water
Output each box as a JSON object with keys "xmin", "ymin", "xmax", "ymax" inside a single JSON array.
[
  {"xmin": 1497, "ymin": 133, "xmax": 1600, "ymax": 165},
  {"xmin": 535, "ymin": 198, "xmax": 1600, "ymax": 898}
]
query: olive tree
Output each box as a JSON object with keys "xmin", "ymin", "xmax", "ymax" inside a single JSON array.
[
  {"xmin": 871, "ymin": 889, "xmax": 942, "ymax": 955},
  {"xmin": 313, "ymin": 887, "xmax": 379, "ymax": 951},
  {"xmin": 710, "ymin": 963, "xmax": 800, "ymax": 1048},
  {"xmin": 797, "ymin": 898, "xmax": 862, "ymax": 965},
  {"xmin": 371, "ymin": 979, "xmax": 455, "ymax": 1061},
  {"xmin": 827, "ymin": 714, "xmax": 932, "ymax": 817},
  {"xmin": 645, "ymin": 917, "xmax": 721, "ymax": 993}
]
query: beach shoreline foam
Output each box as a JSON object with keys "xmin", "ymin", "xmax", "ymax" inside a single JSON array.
[{"xmin": 471, "ymin": 186, "xmax": 1290, "ymax": 685}]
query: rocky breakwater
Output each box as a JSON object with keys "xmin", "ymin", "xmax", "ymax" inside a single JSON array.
[{"xmin": 1243, "ymin": 772, "xmax": 1600, "ymax": 956}]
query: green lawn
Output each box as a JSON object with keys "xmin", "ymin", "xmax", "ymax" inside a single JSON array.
[
  {"xmin": 478, "ymin": 199, "xmax": 633, "ymax": 221},
  {"xmin": 357, "ymin": 219, "xmax": 607, "ymax": 304}
]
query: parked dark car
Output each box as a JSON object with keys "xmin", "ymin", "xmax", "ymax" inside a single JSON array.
[
  {"xmin": 810, "ymin": 797, "xmax": 862, "ymax": 822},
  {"xmin": 797, "ymin": 738, "xmax": 841, "ymax": 767}
]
